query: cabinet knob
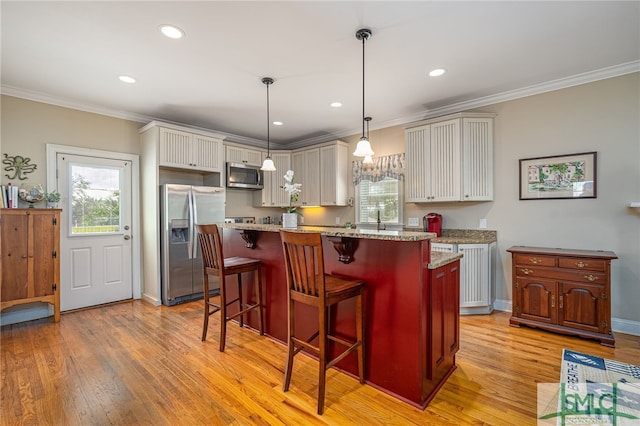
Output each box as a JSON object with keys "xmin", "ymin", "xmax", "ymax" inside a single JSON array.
[
  {"xmin": 551, "ymin": 295, "xmax": 555, "ymax": 308},
  {"xmin": 584, "ymin": 274, "xmax": 598, "ymax": 282},
  {"xmin": 528, "ymin": 257, "xmax": 541, "ymax": 264},
  {"xmin": 521, "ymin": 268, "xmax": 532, "ymax": 275},
  {"xmin": 576, "ymin": 261, "xmax": 587, "ymax": 268}
]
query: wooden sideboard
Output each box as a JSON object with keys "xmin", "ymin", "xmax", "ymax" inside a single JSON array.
[
  {"xmin": 0, "ymin": 208, "xmax": 61, "ymax": 321},
  {"xmin": 507, "ymin": 246, "xmax": 617, "ymax": 347}
]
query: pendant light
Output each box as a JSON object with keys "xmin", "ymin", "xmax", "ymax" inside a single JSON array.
[
  {"xmin": 260, "ymin": 77, "xmax": 276, "ymax": 171},
  {"xmin": 363, "ymin": 116, "xmax": 374, "ymax": 164},
  {"xmin": 353, "ymin": 28, "xmax": 375, "ymax": 157}
]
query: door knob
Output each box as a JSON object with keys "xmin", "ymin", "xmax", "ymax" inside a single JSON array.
[
  {"xmin": 124, "ymin": 225, "xmax": 130, "ymax": 230},
  {"xmin": 124, "ymin": 235, "xmax": 131, "ymax": 240}
]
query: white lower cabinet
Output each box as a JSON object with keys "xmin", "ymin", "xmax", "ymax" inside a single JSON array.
[{"xmin": 431, "ymin": 242, "xmax": 496, "ymax": 314}]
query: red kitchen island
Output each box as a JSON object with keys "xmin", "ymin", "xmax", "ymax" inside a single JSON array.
[{"xmin": 221, "ymin": 224, "xmax": 462, "ymax": 409}]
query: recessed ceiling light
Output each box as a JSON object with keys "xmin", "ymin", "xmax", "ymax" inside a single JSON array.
[
  {"xmin": 273, "ymin": 121, "xmax": 283, "ymax": 126},
  {"xmin": 330, "ymin": 102, "xmax": 342, "ymax": 108},
  {"xmin": 160, "ymin": 25, "xmax": 184, "ymax": 39},
  {"xmin": 429, "ymin": 68, "xmax": 446, "ymax": 77},
  {"xmin": 118, "ymin": 75, "xmax": 136, "ymax": 84}
]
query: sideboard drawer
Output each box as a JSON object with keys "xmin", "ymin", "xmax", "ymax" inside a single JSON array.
[
  {"xmin": 558, "ymin": 257, "xmax": 607, "ymax": 272},
  {"xmin": 514, "ymin": 254, "xmax": 556, "ymax": 267}
]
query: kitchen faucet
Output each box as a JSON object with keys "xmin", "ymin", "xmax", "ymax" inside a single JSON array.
[{"xmin": 376, "ymin": 210, "xmax": 386, "ymax": 231}]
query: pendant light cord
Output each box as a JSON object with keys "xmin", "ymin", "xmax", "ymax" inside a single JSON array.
[
  {"xmin": 266, "ymin": 81, "xmax": 271, "ymax": 156},
  {"xmin": 361, "ymin": 34, "xmax": 366, "ymax": 139}
]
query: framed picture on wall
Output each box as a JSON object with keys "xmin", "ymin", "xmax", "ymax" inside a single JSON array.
[{"xmin": 519, "ymin": 151, "xmax": 597, "ymax": 200}]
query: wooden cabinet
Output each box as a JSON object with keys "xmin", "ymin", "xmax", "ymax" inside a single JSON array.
[
  {"xmin": 225, "ymin": 145, "xmax": 263, "ymax": 167},
  {"xmin": 507, "ymin": 246, "xmax": 617, "ymax": 347},
  {"xmin": 0, "ymin": 209, "xmax": 61, "ymax": 321},
  {"xmin": 253, "ymin": 152, "xmax": 291, "ymax": 207},
  {"xmin": 291, "ymin": 147, "xmax": 320, "ymax": 207},
  {"xmin": 319, "ymin": 141, "xmax": 349, "ymax": 206},
  {"xmin": 159, "ymin": 127, "xmax": 224, "ymax": 172},
  {"xmin": 425, "ymin": 260, "xmax": 460, "ymax": 399},
  {"xmin": 431, "ymin": 242, "xmax": 496, "ymax": 315},
  {"xmin": 405, "ymin": 113, "xmax": 494, "ymax": 202}
]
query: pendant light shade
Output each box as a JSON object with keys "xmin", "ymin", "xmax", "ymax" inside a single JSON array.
[
  {"xmin": 353, "ymin": 28, "xmax": 374, "ymax": 158},
  {"xmin": 261, "ymin": 77, "xmax": 277, "ymax": 171},
  {"xmin": 362, "ymin": 116, "xmax": 374, "ymax": 164}
]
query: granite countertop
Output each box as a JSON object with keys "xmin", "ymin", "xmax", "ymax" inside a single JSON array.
[
  {"xmin": 429, "ymin": 251, "xmax": 464, "ymax": 269},
  {"xmin": 430, "ymin": 229, "xmax": 497, "ymax": 244},
  {"xmin": 222, "ymin": 223, "xmax": 437, "ymax": 242}
]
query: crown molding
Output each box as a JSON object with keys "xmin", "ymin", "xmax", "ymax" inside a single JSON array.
[{"xmin": 3, "ymin": 61, "xmax": 638, "ymax": 149}]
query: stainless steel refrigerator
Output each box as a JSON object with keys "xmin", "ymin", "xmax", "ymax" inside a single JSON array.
[{"xmin": 160, "ymin": 184, "xmax": 225, "ymax": 306}]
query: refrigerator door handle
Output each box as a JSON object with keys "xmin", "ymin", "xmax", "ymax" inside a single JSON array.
[{"xmin": 188, "ymin": 189, "xmax": 195, "ymax": 260}]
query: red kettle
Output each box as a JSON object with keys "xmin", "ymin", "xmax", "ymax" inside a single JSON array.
[{"xmin": 423, "ymin": 213, "xmax": 442, "ymax": 236}]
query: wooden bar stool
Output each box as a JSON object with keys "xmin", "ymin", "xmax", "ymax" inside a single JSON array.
[
  {"xmin": 196, "ymin": 224, "xmax": 264, "ymax": 352},
  {"xmin": 279, "ymin": 230, "xmax": 365, "ymax": 414}
]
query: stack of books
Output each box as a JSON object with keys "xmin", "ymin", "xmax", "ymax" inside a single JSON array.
[{"xmin": 1, "ymin": 183, "xmax": 19, "ymax": 208}]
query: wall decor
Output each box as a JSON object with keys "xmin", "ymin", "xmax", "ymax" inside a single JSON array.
[
  {"xmin": 519, "ymin": 151, "xmax": 596, "ymax": 200},
  {"xmin": 3, "ymin": 154, "xmax": 38, "ymax": 180}
]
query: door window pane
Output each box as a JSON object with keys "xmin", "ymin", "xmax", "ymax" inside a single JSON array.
[{"xmin": 70, "ymin": 164, "xmax": 122, "ymax": 234}]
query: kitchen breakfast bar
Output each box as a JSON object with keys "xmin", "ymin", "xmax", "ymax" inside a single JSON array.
[{"xmin": 221, "ymin": 224, "xmax": 462, "ymax": 409}]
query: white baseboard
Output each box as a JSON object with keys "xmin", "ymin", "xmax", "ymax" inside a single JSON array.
[
  {"xmin": 611, "ymin": 317, "xmax": 640, "ymax": 336},
  {"xmin": 492, "ymin": 298, "xmax": 640, "ymax": 337},
  {"xmin": 493, "ymin": 298, "xmax": 512, "ymax": 313}
]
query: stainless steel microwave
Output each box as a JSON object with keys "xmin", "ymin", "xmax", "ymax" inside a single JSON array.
[{"xmin": 226, "ymin": 162, "xmax": 264, "ymax": 190}]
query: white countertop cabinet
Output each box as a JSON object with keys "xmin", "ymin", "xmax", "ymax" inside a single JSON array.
[
  {"xmin": 405, "ymin": 113, "xmax": 495, "ymax": 203},
  {"xmin": 431, "ymin": 241, "xmax": 496, "ymax": 315}
]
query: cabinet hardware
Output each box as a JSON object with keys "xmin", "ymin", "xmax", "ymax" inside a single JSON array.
[
  {"xmin": 52, "ymin": 283, "xmax": 57, "ymax": 291},
  {"xmin": 528, "ymin": 257, "xmax": 541, "ymax": 264},
  {"xmin": 521, "ymin": 268, "xmax": 532, "ymax": 275},
  {"xmin": 551, "ymin": 295, "xmax": 555, "ymax": 308},
  {"xmin": 52, "ymin": 251, "xmax": 57, "ymax": 259},
  {"xmin": 52, "ymin": 217, "xmax": 57, "ymax": 225},
  {"xmin": 559, "ymin": 296, "xmax": 563, "ymax": 309},
  {"xmin": 602, "ymin": 292, "xmax": 607, "ymax": 301},
  {"xmin": 576, "ymin": 261, "xmax": 587, "ymax": 268},
  {"xmin": 584, "ymin": 275, "xmax": 598, "ymax": 282},
  {"xmin": 601, "ymin": 320, "xmax": 608, "ymax": 329}
]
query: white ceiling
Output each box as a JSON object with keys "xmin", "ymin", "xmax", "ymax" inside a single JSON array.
[{"xmin": 2, "ymin": 1, "xmax": 639, "ymax": 149}]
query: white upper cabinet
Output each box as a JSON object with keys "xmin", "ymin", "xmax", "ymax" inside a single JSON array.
[
  {"xmin": 291, "ymin": 148, "xmax": 320, "ymax": 207},
  {"xmin": 462, "ymin": 118, "xmax": 494, "ymax": 201},
  {"xmin": 320, "ymin": 141, "xmax": 349, "ymax": 206},
  {"xmin": 159, "ymin": 127, "xmax": 224, "ymax": 173},
  {"xmin": 225, "ymin": 145, "xmax": 263, "ymax": 167},
  {"xmin": 253, "ymin": 152, "xmax": 291, "ymax": 208},
  {"xmin": 405, "ymin": 113, "xmax": 494, "ymax": 202}
]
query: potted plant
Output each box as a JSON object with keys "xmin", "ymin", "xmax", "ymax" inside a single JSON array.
[
  {"xmin": 44, "ymin": 190, "xmax": 61, "ymax": 208},
  {"xmin": 281, "ymin": 170, "xmax": 302, "ymax": 228}
]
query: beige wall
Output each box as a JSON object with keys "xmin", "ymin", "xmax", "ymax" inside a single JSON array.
[
  {"xmin": 1, "ymin": 72, "xmax": 639, "ymax": 326},
  {"xmin": 1, "ymin": 96, "xmax": 141, "ymax": 196}
]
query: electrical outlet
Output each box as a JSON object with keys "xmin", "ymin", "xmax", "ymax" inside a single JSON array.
[
  {"xmin": 335, "ymin": 216, "xmax": 341, "ymax": 225},
  {"xmin": 479, "ymin": 218, "xmax": 487, "ymax": 229},
  {"xmin": 408, "ymin": 217, "xmax": 420, "ymax": 227}
]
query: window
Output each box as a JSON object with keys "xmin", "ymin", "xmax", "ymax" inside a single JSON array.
[
  {"xmin": 70, "ymin": 163, "xmax": 124, "ymax": 234},
  {"xmin": 356, "ymin": 177, "xmax": 403, "ymax": 228}
]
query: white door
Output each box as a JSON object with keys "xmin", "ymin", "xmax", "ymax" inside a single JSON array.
[{"xmin": 57, "ymin": 153, "xmax": 133, "ymax": 311}]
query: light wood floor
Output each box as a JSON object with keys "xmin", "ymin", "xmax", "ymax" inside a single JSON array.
[{"xmin": 2, "ymin": 300, "xmax": 639, "ymax": 425}]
